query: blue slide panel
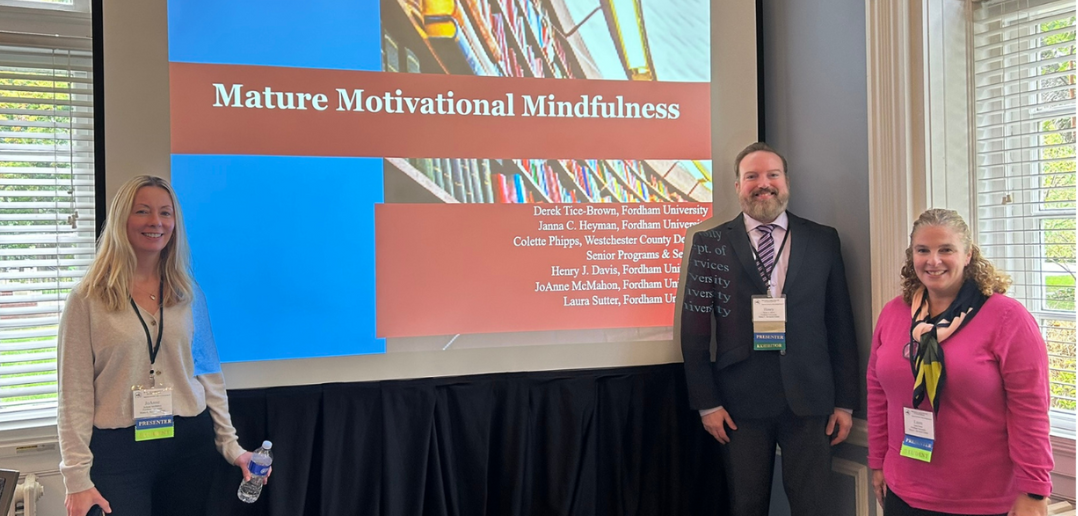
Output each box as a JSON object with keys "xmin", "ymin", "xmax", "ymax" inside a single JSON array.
[
  {"xmin": 172, "ymin": 155, "xmax": 386, "ymax": 362},
  {"xmin": 168, "ymin": 0, "xmax": 382, "ymax": 71}
]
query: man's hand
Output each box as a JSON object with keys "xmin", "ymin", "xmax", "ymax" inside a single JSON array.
[
  {"xmin": 826, "ymin": 409, "xmax": 853, "ymax": 445},
  {"xmin": 871, "ymin": 469, "xmax": 887, "ymax": 504},
  {"xmin": 702, "ymin": 408, "xmax": 738, "ymax": 444},
  {"xmin": 66, "ymin": 487, "xmax": 110, "ymax": 516},
  {"xmin": 1008, "ymin": 494, "xmax": 1048, "ymax": 516}
]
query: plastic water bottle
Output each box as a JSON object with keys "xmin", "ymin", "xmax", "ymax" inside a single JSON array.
[{"xmin": 237, "ymin": 440, "xmax": 273, "ymax": 503}]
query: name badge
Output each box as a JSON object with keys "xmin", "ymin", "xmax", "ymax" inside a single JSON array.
[
  {"xmin": 899, "ymin": 407, "xmax": 935, "ymax": 462},
  {"xmin": 133, "ymin": 387, "xmax": 174, "ymax": 441},
  {"xmin": 752, "ymin": 295, "xmax": 786, "ymax": 351}
]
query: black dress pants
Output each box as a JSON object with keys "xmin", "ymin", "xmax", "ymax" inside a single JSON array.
[
  {"xmin": 718, "ymin": 407, "xmax": 833, "ymax": 516},
  {"xmin": 87, "ymin": 410, "xmax": 218, "ymax": 516},
  {"xmin": 884, "ymin": 490, "xmax": 1008, "ymax": 516}
]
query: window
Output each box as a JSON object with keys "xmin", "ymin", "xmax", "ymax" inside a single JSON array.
[
  {"xmin": 0, "ymin": 0, "xmax": 88, "ymax": 13},
  {"xmin": 972, "ymin": 0, "xmax": 1076, "ymax": 433},
  {"xmin": 0, "ymin": 35, "xmax": 94, "ymax": 428}
]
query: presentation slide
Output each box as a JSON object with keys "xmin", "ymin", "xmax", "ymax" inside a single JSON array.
[{"xmin": 166, "ymin": 0, "xmax": 713, "ymax": 363}]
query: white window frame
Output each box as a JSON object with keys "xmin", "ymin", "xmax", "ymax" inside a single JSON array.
[
  {"xmin": 0, "ymin": 0, "xmax": 88, "ymax": 14},
  {"xmin": 0, "ymin": 2, "xmax": 93, "ymax": 439}
]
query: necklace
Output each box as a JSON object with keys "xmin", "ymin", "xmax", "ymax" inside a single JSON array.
[{"xmin": 133, "ymin": 279, "xmax": 161, "ymax": 301}]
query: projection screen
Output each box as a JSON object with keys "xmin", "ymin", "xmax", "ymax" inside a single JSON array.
[{"xmin": 99, "ymin": 0, "xmax": 759, "ymax": 388}]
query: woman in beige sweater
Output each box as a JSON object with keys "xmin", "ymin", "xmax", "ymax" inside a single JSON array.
[{"xmin": 57, "ymin": 175, "xmax": 258, "ymax": 516}]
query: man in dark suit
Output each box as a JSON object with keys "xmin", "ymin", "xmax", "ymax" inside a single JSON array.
[{"xmin": 680, "ymin": 142, "xmax": 859, "ymax": 516}]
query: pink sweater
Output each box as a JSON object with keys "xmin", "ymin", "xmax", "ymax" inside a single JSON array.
[{"xmin": 867, "ymin": 294, "xmax": 1053, "ymax": 514}]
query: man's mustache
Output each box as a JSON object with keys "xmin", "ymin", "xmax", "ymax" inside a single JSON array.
[{"xmin": 752, "ymin": 187, "xmax": 779, "ymax": 197}]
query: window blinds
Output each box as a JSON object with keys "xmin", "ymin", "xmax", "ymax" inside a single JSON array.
[
  {"xmin": 0, "ymin": 43, "xmax": 94, "ymax": 426},
  {"xmin": 972, "ymin": 0, "xmax": 1076, "ymax": 420}
]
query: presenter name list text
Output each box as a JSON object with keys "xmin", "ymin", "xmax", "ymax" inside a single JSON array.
[{"xmin": 519, "ymin": 204, "xmax": 710, "ymax": 309}]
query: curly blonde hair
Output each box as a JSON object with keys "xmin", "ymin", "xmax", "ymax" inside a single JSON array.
[
  {"xmin": 80, "ymin": 175, "xmax": 193, "ymax": 310},
  {"xmin": 900, "ymin": 208, "xmax": 1011, "ymax": 305}
]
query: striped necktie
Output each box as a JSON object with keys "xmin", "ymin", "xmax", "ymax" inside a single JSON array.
[{"xmin": 755, "ymin": 224, "xmax": 777, "ymax": 284}]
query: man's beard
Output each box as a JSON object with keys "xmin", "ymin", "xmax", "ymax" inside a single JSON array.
[{"xmin": 740, "ymin": 188, "xmax": 789, "ymax": 222}]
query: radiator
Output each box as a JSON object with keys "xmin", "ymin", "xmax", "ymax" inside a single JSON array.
[
  {"xmin": 1048, "ymin": 499, "xmax": 1077, "ymax": 516},
  {"xmin": 9, "ymin": 474, "xmax": 44, "ymax": 516}
]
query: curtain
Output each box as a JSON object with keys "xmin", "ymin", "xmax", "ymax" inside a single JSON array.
[{"xmin": 204, "ymin": 364, "xmax": 729, "ymax": 516}]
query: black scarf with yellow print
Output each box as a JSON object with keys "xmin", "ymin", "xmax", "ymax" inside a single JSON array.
[{"xmin": 909, "ymin": 280, "xmax": 988, "ymax": 414}]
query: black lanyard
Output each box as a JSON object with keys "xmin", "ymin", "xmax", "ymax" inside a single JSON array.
[
  {"xmin": 130, "ymin": 281, "xmax": 164, "ymax": 377},
  {"xmin": 749, "ymin": 225, "xmax": 791, "ymax": 293}
]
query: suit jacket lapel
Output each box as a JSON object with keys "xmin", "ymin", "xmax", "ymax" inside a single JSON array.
[
  {"xmin": 727, "ymin": 214, "xmax": 769, "ymax": 294},
  {"xmin": 783, "ymin": 212, "xmax": 808, "ymax": 295}
]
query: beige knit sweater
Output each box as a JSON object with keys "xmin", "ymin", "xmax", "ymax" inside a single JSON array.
[{"xmin": 56, "ymin": 285, "xmax": 246, "ymax": 494}]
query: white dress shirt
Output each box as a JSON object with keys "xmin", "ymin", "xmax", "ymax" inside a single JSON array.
[{"xmin": 743, "ymin": 211, "xmax": 791, "ymax": 299}]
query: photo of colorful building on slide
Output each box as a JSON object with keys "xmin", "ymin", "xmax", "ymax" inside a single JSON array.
[{"xmin": 380, "ymin": 0, "xmax": 713, "ymax": 204}]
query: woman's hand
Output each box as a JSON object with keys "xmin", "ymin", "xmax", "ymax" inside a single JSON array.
[
  {"xmin": 1009, "ymin": 494, "xmax": 1048, "ymax": 516},
  {"xmin": 871, "ymin": 469, "xmax": 887, "ymax": 505},
  {"xmin": 65, "ymin": 487, "xmax": 110, "ymax": 516},
  {"xmin": 234, "ymin": 451, "xmax": 272, "ymax": 484}
]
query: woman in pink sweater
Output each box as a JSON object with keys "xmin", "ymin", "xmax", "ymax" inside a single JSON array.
[{"xmin": 867, "ymin": 209, "xmax": 1053, "ymax": 516}]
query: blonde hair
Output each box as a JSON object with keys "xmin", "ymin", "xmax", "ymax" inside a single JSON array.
[
  {"xmin": 80, "ymin": 175, "xmax": 193, "ymax": 310},
  {"xmin": 900, "ymin": 208, "xmax": 1011, "ymax": 305}
]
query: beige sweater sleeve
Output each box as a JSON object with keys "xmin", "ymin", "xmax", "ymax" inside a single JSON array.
[
  {"xmin": 197, "ymin": 372, "xmax": 246, "ymax": 464},
  {"xmin": 56, "ymin": 290, "xmax": 97, "ymax": 494},
  {"xmin": 191, "ymin": 284, "xmax": 246, "ymax": 464}
]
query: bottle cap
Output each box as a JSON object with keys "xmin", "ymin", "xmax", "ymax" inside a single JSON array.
[{"xmin": 262, "ymin": 440, "xmax": 272, "ymax": 450}]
